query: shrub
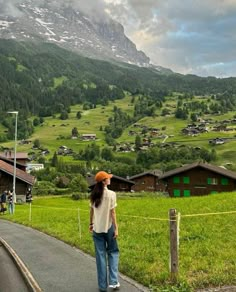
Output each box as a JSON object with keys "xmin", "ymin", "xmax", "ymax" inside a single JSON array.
[{"xmin": 71, "ymin": 194, "xmax": 81, "ymax": 200}]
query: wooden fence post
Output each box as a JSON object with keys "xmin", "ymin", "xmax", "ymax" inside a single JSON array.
[{"xmin": 169, "ymin": 208, "xmax": 178, "ymax": 282}]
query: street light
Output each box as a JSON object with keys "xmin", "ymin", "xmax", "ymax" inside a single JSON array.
[{"xmin": 7, "ymin": 111, "xmax": 18, "ymax": 208}]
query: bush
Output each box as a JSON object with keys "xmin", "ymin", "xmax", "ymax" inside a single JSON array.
[
  {"xmin": 71, "ymin": 194, "xmax": 81, "ymax": 200},
  {"xmin": 69, "ymin": 174, "xmax": 88, "ymax": 192}
]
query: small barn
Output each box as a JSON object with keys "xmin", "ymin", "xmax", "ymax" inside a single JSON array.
[
  {"xmin": 87, "ymin": 174, "xmax": 134, "ymax": 192},
  {"xmin": 159, "ymin": 162, "xmax": 236, "ymax": 197},
  {"xmin": 129, "ymin": 170, "xmax": 164, "ymax": 192}
]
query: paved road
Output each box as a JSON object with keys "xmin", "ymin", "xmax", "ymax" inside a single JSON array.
[
  {"xmin": 0, "ymin": 220, "xmax": 148, "ymax": 292},
  {"xmin": 0, "ymin": 242, "xmax": 30, "ymax": 292}
]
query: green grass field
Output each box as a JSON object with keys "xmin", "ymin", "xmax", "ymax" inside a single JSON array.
[{"xmin": 3, "ymin": 193, "xmax": 236, "ymax": 291}]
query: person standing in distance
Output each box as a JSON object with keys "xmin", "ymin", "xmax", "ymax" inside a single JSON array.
[
  {"xmin": 8, "ymin": 190, "xmax": 14, "ymax": 214},
  {"xmin": 89, "ymin": 171, "xmax": 120, "ymax": 291}
]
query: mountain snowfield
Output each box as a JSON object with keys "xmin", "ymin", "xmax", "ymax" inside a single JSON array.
[{"xmin": 0, "ymin": 0, "xmax": 151, "ymax": 67}]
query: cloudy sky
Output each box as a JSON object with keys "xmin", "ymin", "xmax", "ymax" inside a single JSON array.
[
  {"xmin": 102, "ymin": 0, "xmax": 236, "ymax": 77},
  {"xmin": 1, "ymin": 0, "xmax": 236, "ymax": 77}
]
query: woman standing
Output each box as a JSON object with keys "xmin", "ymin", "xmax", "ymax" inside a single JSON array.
[
  {"xmin": 8, "ymin": 190, "xmax": 14, "ymax": 214},
  {"xmin": 90, "ymin": 171, "xmax": 120, "ymax": 291}
]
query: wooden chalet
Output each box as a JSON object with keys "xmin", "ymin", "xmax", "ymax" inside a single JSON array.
[
  {"xmin": 0, "ymin": 160, "xmax": 35, "ymax": 199},
  {"xmin": 87, "ymin": 174, "xmax": 134, "ymax": 192},
  {"xmin": 129, "ymin": 170, "xmax": 164, "ymax": 192},
  {"xmin": 0, "ymin": 151, "xmax": 30, "ymax": 166},
  {"xmin": 0, "ymin": 155, "xmax": 27, "ymax": 172},
  {"xmin": 159, "ymin": 162, "xmax": 236, "ymax": 197}
]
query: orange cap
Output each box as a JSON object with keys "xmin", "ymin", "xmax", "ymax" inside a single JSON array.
[{"xmin": 95, "ymin": 171, "xmax": 113, "ymax": 182}]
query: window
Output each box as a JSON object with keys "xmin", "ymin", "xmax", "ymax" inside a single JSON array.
[
  {"xmin": 221, "ymin": 178, "xmax": 228, "ymax": 185},
  {"xmin": 183, "ymin": 190, "xmax": 190, "ymax": 197},
  {"xmin": 183, "ymin": 177, "xmax": 190, "ymax": 184},
  {"xmin": 207, "ymin": 178, "xmax": 218, "ymax": 185},
  {"xmin": 173, "ymin": 189, "xmax": 180, "ymax": 197},
  {"xmin": 173, "ymin": 176, "xmax": 180, "ymax": 183}
]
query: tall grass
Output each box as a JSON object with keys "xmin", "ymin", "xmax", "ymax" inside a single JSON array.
[{"xmin": 3, "ymin": 192, "xmax": 236, "ymax": 291}]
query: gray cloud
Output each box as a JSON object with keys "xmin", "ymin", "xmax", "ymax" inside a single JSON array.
[
  {"xmin": 0, "ymin": 0, "xmax": 23, "ymax": 17},
  {"xmin": 65, "ymin": 0, "xmax": 108, "ymax": 20}
]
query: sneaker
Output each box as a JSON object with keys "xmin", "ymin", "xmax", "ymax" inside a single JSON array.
[{"xmin": 109, "ymin": 282, "xmax": 120, "ymax": 290}]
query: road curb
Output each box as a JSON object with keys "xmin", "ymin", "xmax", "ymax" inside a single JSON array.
[{"xmin": 0, "ymin": 237, "xmax": 42, "ymax": 292}]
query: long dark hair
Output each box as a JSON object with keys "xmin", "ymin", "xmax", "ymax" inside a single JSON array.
[{"xmin": 90, "ymin": 182, "xmax": 105, "ymax": 208}]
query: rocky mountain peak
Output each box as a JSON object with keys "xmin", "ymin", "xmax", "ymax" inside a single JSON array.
[{"xmin": 0, "ymin": 0, "xmax": 150, "ymax": 66}]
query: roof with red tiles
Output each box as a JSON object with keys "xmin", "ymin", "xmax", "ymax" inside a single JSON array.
[{"xmin": 0, "ymin": 160, "xmax": 35, "ymax": 185}]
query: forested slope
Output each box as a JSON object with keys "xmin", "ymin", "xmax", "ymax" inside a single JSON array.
[{"xmin": 1, "ymin": 39, "xmax": 236, "ymax": 140}]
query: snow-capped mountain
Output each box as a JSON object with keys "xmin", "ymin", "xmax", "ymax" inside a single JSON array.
[{"xmin": 0, "ymin": 0, "xmax": 150, "ymax": 66}]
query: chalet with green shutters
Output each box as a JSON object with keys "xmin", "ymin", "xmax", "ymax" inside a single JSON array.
[{"xmin": 160, "ymin": 162, "xmax": 236, "ymax": 197}]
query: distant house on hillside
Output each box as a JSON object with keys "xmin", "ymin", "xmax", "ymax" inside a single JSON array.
[
  {"xmin": 129, "ymin": 170, "xmax": 164, "ymax": 192},
  {"xmin": 81, "ymin": 134, "xmax": 96, "ymax": 141},
  {"xmin": 26, "ymin": 163, "xmax": 44, "ymax": 173},
  {"xmin": 87, "ymin": 174, "xmax": 134, "ymax": 192},
  {"xmin": 159, "ymin": 162, "xmax": 236, "ymax": 197},
  {"xmin": 209, "ymin": 138, "xmax": 225, "ymax": 145}
]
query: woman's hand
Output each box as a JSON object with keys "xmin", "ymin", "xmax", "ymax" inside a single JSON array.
[
  {"xmin": 89, "ymin": 224, "xmax": 93, "ymax": 233},
  {"xmin": 113, "ymin": 227, "xmax": 118, "ymax": 238}
]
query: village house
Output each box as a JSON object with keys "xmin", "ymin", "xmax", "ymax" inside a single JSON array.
[
  {"xmin": 0, "ymin": 151, "xmax": 30, "ymax": 166},
  {"xmin": 87, "ymin": 174, "xmax": 134, "ymax": 192},
  {"xmin": 26, "ymin": 163, "xmax": 44, "ymax": 173},
  {"xmin": 0, "ymin": 154, "xmax": 27, "ymax": 172},
  {"xmin": 159, "ymin": 162, "xmax": 236, "ymax": 197},
  {"xmin": 0, "ymin": 159, "xmax": 35, "ymax": 201},
  {"xmin": 57, "ymin": 145, "xmax": 73, "ymax": 156},
  {"xmin": 81, "ymin": 134, "xmax": 96, "ymax": 141},
  {"xmin": 129, "ymin": 170, "xmax": 165, "ymax": 192},
  {"xmin": 209, "ymin": 138, "xmax": 225, "ymax": 145}
]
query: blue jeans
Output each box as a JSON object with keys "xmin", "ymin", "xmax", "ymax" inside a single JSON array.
[
  {"xmin": 93, "ymin": 225, "xmax": 119, "ymax": 291},
  {"xmin": 8, "ymin": 203, "xmax": 14, "ymax": 214}
]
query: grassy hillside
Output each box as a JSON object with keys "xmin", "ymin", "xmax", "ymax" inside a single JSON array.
[
  {"xmin": 4, "ymin": 193, "xmax": 236, "ymax": 290},
  {"xmin": 1, "ymin": 92, "xmax": 236, "ymax": 170},
  {"xmin": 1, "ymin": 40, "xmax": 236, "ymax": 171},
  {"xmin": 0, "ymin": 94, "xmax": 134, "ymax": 153}
]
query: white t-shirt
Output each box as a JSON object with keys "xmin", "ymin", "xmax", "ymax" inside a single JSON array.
[{"xmin": 92, "ymin": 187, "xmax": 117, "ymax": 233}]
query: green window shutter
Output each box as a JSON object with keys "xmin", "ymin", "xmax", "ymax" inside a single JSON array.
[
  {"xmin": 207, "ymin": 178, "xmax": 212, "ymax": 185},
  {"xmin": 173, "ymin": 189, "xmax": 180, "ymax": 197},
  {"xmin": 183, "ymin": 177, "xmax": 190, "ymax": 184},
  {"xmin": 211, "ymin": 191, "xmax": 218, "ymax": 194},
  {"xmin": 173, "ymin": 176, "xmax": 180, "ymax": 183},
  {"xmin": 183, "ymin": 190, "xmax": 190, "ymax": 197},
  {"xmin": 221, "ymin": 178, "xmax": 228, "ymax": 185}
]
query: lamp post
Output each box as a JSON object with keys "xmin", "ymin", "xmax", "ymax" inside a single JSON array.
[{"xmin": 7, "ymin": 111, "xmax": 18, "ymax": 208}]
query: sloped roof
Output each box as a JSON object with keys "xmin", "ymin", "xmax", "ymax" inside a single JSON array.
[
  {"xmin": 130, "ymin": 169, "xmax": 163, "ymax": 180},
  {"xmin": 0, "ymin": 160, "xmax": 35, "ymax": 185},
  {"xmin": 0, "ymin": 155, "xmax": 26, "ymax": 168},
  {"xmin": 0, "ymin": 152, "xmax": 29, "ymax": 160},
  {"xmin": 160, "ymin": 162, "xmax": 236, "ymax": 180},
  {"xmin": 87, "ymin": 174, "xmax": 135, "ymax": 187}
]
